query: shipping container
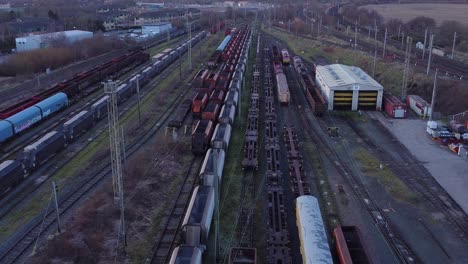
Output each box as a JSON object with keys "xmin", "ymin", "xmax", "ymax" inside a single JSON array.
[
  {"xmin": 63, "ymin": 111, "xmax": 94, "ymax": 141},
  {"xmin": 0, "ymin": 160, "xmax": 24, "ymax": 194},
  {"xmin": 383, "ymin": 94, "xmax": 407, "ymax": 118},
  {"xmin": 181, "ymin": 186, "xmax": 215, "ymax": 246},
  {"xmin": 21, "ymin": 131, "xmax": 66, "ymax": 169}
]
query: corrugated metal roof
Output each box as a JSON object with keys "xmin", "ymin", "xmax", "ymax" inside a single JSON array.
[
  {"xmin": 316, "ymin": 64, "xmax": 383, "ymax": 90},
  {"xmin": 296, "ymin": 195, "xmax": 333, "ymax": 264}
]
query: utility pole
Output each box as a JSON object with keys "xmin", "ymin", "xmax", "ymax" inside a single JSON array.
[
  {"xmin": 401, "ymin": 32, "xmax": 405, "ymax": 50},
  {"xmin": 382, "ymin": 28, "xmax": 387, "ymax": 58},
  {"xmin": 213, "ymin": 150, "xmax": 219, "ymax": 263},
  {"xmin": 52, "ymin": 181, "xmax": 61, "ymax": 233},
  {"xmin": 427, "ymin": 34, "xmax": 434, "ymax": 75},
  {"xmin": 105, "ymin": 81, "xmax": 126, "ymax": 250},
  {"xmin": 401, "ymin": 36, "xmax": 413, "ymax": 100},
  {"xmin": 422, "ymin": 28, "xmax": 428, "ymax": 59},
  {"xmin": 429, "ymin": 68, "xmax": 438, "ymax": 120},
  {"xmin": 354, "ymin": 20, "xmax": 357, "ymax": 51},
  {"xmin": 136, "ymin": 77, "xmax": 141, "ymax": 125},
  {"xmin": 187, "ymin": 15, "xmax": 192, "ymax": 71},
  {"xmin": 398, "ymin": 24, "xmax": 401, "ymax": 39},
  {"xmin": 451, "ymin": 31, "xmax": 457, "ymax": 60},
  {"xmin": 373, "ymin": 26, "xmax": 378, "ymax": 78}
]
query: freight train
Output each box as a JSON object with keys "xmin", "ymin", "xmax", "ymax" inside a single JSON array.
[
  {"xmin": 0, "ymin": 28, "xmax": 194, "ymax": 144},
  {"xmin": 169, "ymin": 26, "xmax": 252, "ymax": 263},
  {"xmin": 333, "ymin": 225, "xmax": 370, "ymax": 264},
  {"xmin": 0, "ymin": 31, "xmax": 207, "ymax": 195},
  {"xmin": 273, "ymin": 61, "xmax": 290, "ymax": 105},
  {"xmin": 293, "ymin": 56, "xmax": 326, "ymax": 116}
]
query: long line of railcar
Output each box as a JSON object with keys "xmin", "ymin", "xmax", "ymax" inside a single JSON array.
[
  {"xmin": 263, "ymin": 44, "xmax": 292, "ymax": 263},
  {"xmin": 169, "ymin": 25, "xmax": 252, "ymax": 263},
  {"xmin": 0, "ymin": 28, "xmax": 195, "ymax": 144},
  {"xmin": 0, "ymin": 32, "xmax": 207, "ymax": 196},
  {"xmin": 292, "ymin": 56, "xmax": 326, "ymax": 116}
]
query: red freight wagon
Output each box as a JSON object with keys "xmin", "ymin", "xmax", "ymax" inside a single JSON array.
[
  {"xmin": 333, "ymin": 226, "xmax": 370, "ymax": 264},
  {"xmin": 225, "ymin": 28, "xmax": 232, "ymax": 36},
  {"xmin": 192, "ymin": 69, "xmax": 210, "ymax": 88},
  {"xmin": 202, "ymin": 101, "xmax": 220, "ymax": 122},
  {"xmin": 192, "ymin": 119, "xmax": 214, "ymax": 154},
  {"xmin": 0, "ymin": 96, "xmax": 41, "ymax": 119},
  {"xmin": 209, "ymin": 89, "xmax": 225, "ymax": 104},
  {"xmin": 192, "ymin": 92, "xmax": 208, "ymax": 118},
  {"xmin": 205, "ymin": 71, "xmax": 219, "ymax": 87},
  {"xmin": 383, "ymin": 93, "xmax": 407, "ymax": 118}
]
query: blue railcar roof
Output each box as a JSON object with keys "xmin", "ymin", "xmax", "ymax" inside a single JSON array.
[
  {"xmin": 6, "ymin": 106, "xmax": 41, "ymax": 133},
  {"xmin": 35, "ymin": 93, "xmax": 68, "ymax": 110},
  {"xmin": 216, "ymin": 35, "xmax": 232, "ymax": 51}
]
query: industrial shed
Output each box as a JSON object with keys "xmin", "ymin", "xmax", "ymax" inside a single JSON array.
[
  {"xmin": 15, "ymin": 30, "xmax": 93, "ymax": 52},
  {"xmin": 315, "ymin": 64, "xmax": 383, "ymax": 111}
]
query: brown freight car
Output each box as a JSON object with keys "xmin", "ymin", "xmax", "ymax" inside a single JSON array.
[
  {"xmin": 201, "ymin": 101, "xmax": 221, "ymax": 122},
  {"xmin": 192, "ymin": 92, "xmax": 208, "ymax": 118},
  {"xmin": 192, "ymin": 119, "xmax": 214, "ymax": 154}
]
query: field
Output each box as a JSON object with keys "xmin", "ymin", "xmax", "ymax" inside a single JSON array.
[{"xmin": 361, "ymin": 4, "xmax": 468, "ymax": 26}]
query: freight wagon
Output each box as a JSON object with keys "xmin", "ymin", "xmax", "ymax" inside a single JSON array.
[
  {"xmin": 169, "ymin": 246, "xmax": 202, "ymax": 264},
  {"xmin": 192, "ymin": 120, "xmax": 214, "ymax": 154},
  {"xmin": 192, "ymin": 92, "xmax": 209, "ymax": 118},
  {"xmin": 333, "ymin": 226, "xmax": 370, "ymax": 264},
  {"xmin": 62, "ymin": 111, "xmax": 94, "ymax": 142},
  {"xmin": 296, "ymin": 195, "xmax": 333, "ymax": 264},
  {"xmin": 168, "ymin": 99, "xmax": 192, "ymax": 128},
  {"xmin": 91, "ymin": 95, "xmax": 109, "ymax": 120},
  {"xmin": 219, "ymin": 104, "xmax": 236, "ymax": 125},
  {"xmin": 383, "ymin": 93, "xmax": 407, "ymax": 118},
  {"xmin": 407, "ymin": 95, "xmax": 431, "ymax": 119},
  {"xmin": 181, "ymin": 185, "xmax": 215, "ymax": 246},
  {"xmin": 228, "ymin": 248, "xmax": 257, "ymax": 264},
  {"xmin": 21, "ymin": 131, "xmax": 67, "ymax": 170},
  {"xmin": 224, "ymin": 90, "xmax": 239, "ymax": 107},
  {"xmin": 281, "ymin": 49, "xmax": 290, "ymax": 65},
  {"xmin": 0, "ymin": 160, "xmax": 24, "ymax": 194},
  {"xmin": 211, "ymin": 123, "xmax": 232, "ymax": 150},
  {"xmin": 276, "ymin": 73, "xmax": 290, "ymax": 105},
  {"xmin": 199, "ymin": 148, "xmax": 226, "ymax": 187}
]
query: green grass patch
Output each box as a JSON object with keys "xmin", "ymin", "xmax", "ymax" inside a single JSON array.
[{"xmin": 353, "ymin": 148, "xmax": 420, "ymax": 204}]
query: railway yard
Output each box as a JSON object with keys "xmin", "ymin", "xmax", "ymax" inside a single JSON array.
[{"xmin": 0, "ymin": 12, "xmax": 468, "ymax": 264}]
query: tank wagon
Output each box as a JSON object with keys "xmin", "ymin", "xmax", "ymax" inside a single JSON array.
[
  {"xmin": 0, "ymin": 31, "xmax": 207, "ymax": 194},
  {"xmin": 296, "ymin": 195, "xmax": 333, "ymax": 264},
  {"xmin": 173, "ymin": 25, "xmax": 251, "ymax": 262}
]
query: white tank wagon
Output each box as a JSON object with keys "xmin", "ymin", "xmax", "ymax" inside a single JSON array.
[
  {"xmin": 199, "ymin": 148, "xmax": 225, "ymax": 188},
  {"xmin": 218, "ymin": 104, "xmax": 236, "ymax": 125},
  {"xmin": 295, "ymin": 195, "xmax": 333, "ymax": 264},
  {"xmin": 169, "ymin": 246, "xmax": 202, "ymax": 264}
]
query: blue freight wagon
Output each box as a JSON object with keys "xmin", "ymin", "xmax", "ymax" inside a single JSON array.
[
  {"xmin": 34, "ymin": 92, "xmax": 68, "ymax": 118},
  {"xmin": 0, "ymin": 121, "xmax": 14, "ymax": 143},
  {"xmin": 63, "ymin": 111, "xmax": 94, "ymax": 142},
  {"xmin": 6, "ymin": 106, "xmax": 42, "ymax": 134},
  {"xmin": 0, "ymin": 160, "xmax": 24, "ymax": 194},
  {"xmin": 91, "ymin": 95, "xmax": 109, "ymax": 120},
  {"xmin": 21, "ymin": 131, "xmax": 66, "ymax": 170},
  {"xmin": 216, "ymin": 35, "xmax": 232, "ymax": 51}
]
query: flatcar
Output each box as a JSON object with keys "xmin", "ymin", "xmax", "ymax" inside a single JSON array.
[
  {"xmin": 275, "ymin": 72, "xmax": 290, "ymax": 105},
  {"xmin": 296, "ymin": 195, "xmax": 333, "ymax": 264}
]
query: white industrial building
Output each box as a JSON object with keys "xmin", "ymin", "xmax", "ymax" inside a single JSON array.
[
  {"xmin": 15, "ymin": 30, "xmax": 93, "ymax": 52},
  {"xmin": 315, "ymin": 64, "xmax": 383, "ymax": 111},
  {"xmin": 141, "ymin": 23, "xmax": 172, "ymax": 35}
]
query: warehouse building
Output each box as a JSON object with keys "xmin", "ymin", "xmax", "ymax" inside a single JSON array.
[
  {"xmin": 15, "ymin": 30, "xmax": 93, "ymax": 52},
  {"xmin": 315, "ymin": 64, "xmax": 383, "ymax": 111},
  {"xmin": 141, "ymin": 22, "xmax": 172, "ymax": 35}
]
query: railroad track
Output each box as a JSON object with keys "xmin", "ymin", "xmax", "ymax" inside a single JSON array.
[
  {"xmin": 345, "ymin": 117, "xmax": 468, "ymax": 241},
  {"xmin": 261, "ymin": 39, "xmax": 292, "ymax": 264},
  {"xmin": 268, "ymin": 30, "xmax": 419, "ymax": 262},
  {"xmin": 291, "ymin": 89, "xmax": 419, "ymax": 263},
  {"xmin": 0, "ymin": 42, "xmax": 202, "ymax": 263},
  {"xmin": 148, "ymin": 157, "xmax": 202, "ymax": 264}
]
